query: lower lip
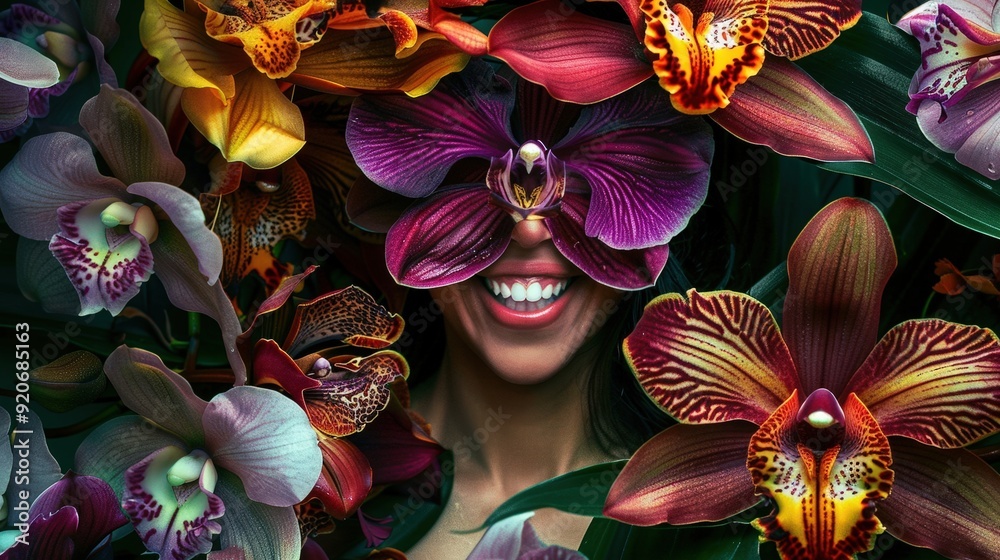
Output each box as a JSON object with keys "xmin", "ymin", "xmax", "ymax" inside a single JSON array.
[{"xmin": 478, "ymin": 280, "xmax": 574, "ymax": 329}]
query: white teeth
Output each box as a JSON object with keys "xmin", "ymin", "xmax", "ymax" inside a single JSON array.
[
  {"xmin": 526, "ymin": 282, "xmax": 542, "ymax": 302},
  {"xmin": 510, "ymin": 283, "xmax": 527, "ymax": 302},
  {"xmin": 492, "ymin": 281, "xmax": 501, "ymax": 296},
  {"xmin": 553, "ymin": 282, "xmax": 563, "ymax": 296},
  {"xmin": 500, "ymin": 282, "xmax": 512, "ymax": 298},
  {"xmin": 541, "ymin": 284, "xmax": 553, "ymax": 299}
]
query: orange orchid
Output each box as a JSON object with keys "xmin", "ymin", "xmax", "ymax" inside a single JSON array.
[{"xmin": 140, "ymin": 0, "xmax": 477, "ymax": 169}]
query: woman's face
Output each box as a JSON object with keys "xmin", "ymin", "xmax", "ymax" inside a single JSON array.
[{"xmin": 430, "ymin": 220, "xmax": 623, "ymax": 385}]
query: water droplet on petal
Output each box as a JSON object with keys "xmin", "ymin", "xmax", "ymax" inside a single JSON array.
[
  {"xmin": 967, "ymin": 110, "xmax": 975, "ymax": 116},
  {"xmin": 988, "ymin": 163, "xmax": 996, "ymax": 174}
]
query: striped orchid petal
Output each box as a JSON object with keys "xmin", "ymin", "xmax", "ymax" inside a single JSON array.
[
  {"xmin": 623, "ymin": 290, "xmax": 800, "ymax": 425},
  {"xmin": 783, "ymin": 198, "xmax": 896, "ymax": 395},
  {"xmin": 763, "ymin": 0, "xmax": 862, "ymax": 59},
  {"xmin": 748, "ymin": 391, "xmax": 894, "ymax": 560},
  {"xmin": 641, "ymin": 0, "xmax": 768, "ymax": 114},
  {"xmin": 604, "ymin": 422, "xmax": 760, "ymax": 526},
  {"xmin": 842, "ymin": 320, "xmax": 1000, "ymax": 448},
  {"xmin": 283, "ymin": 285, "xmax": 405, "ymax": 354}
]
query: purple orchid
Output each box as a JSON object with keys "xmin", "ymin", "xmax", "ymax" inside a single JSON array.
[
  {"xmin": 345, "ymin": 62, "xmax": 714, "ymax": 290},
  {"xmin": 468, "ymin": 512, "xmax": 587, "ymax": 560},
  {"xmin": 75, "ymin": 345, "xmax": 323, "ymax": 560},
  {"xmin": 898, "ymin": 0, "xmax": 1000, "ymax": 179},
  {"xmin": 0, "ymin": 2, "xmax": 119, "ymax": 140}
]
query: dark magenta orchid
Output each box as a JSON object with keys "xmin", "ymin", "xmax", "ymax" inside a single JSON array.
[
  {"xmin": 76, "ymin": 345, "xmax": 323, "ymax": 560},
  {"xmin": 486, "ymin": 0, "xmax": 874, "ymax": 162},
  {"xmin": 897, "ymin": 0, "xmax": 1000, "ymax": 179},
  {"xmin": 604, "ymin": 198, "xmax": 1000, "ymax": 560},
  {"xmin": 345, "ymin": 62, "xmax": 714, "ymax": 289}
]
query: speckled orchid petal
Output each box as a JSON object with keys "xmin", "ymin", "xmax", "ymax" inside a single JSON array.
[
  {"xmin": 604, "ymin": 422, "xmax": 760, "ymax": 526},
  {"xmin": 49, "ymin": 198, "xmax": 156, "ymax": 316},
  {"xmin": 842, "ymin": 319, "xmax": 1000, "ymax": 448},
  {"xmin": 623, "ymin": 290, "xmax": 800, "ymax": 424},
  {"xmin": 302, "ymin": 351, "xmax": 409, "ymax": 436},
  {"xmin": 283, "ymin": 286, "xmax": 405, "ymax": 354},
  {"xmin": 203, "ymin": 386, "xmax": 322, "ymax": 507},
  {"xmin": 642, "ymin": 0, "xmax": 768, "ymax": 114},
  {"xmin": 122, "ymin": 446, "xmax": 225, "ymax": 560},
  {"xmin": 469, "ymin": 512, "xmax": 587, "ymax": 560},
  {"xmin": 141, "ymin": 0, "xmax": 248, "ymax": 98},
  {"xmin": 553, "ymin": 82, "xmax": 714, "ymax": 250},
  {"xmin": 877, "ymin": 438, "xmax": 1000, "ymax": 560},
  {"xmin": 487, "ymin": 0, "xmax": 652, "ymax": 104},
  {"xmin": 543, "ymin": 192, "xmax": 669, "ymax": 290},
  {"xmin": 181, "ymin": 71, "xmax": 305, "ymax": 169},
  {"xmin": 898, "ymin": 3, "xmax": 1000, "ymax": 112},
  {"xmin": 709, "ymin": 57, "xmax": 874, "ymax": 162},
  {"xmin": 763, "ymin": 0, "xmax": 861, "ymax": 59},
  {"xmin": 202, "ymin": 0, "xmax": 336, "ymax": 79},
  {"xmin": 0, "ymin": 132, "xmax": 127, "ymax": 240},
  {"xmin": 783, "ymin": 198, "xmax": 896, "ymax": 395},
  {"xmin": 748, "ymin": 391, "xmax": 894, "ymax": 560},
  {"xmin": 0, "ymin": 36, "xmax": 60, "ymax": 87},
  {"xmin": 385, "ymin": 185, "xmax": 514, "ymax": 288},
  {"xmin": 346, "ymin": 64, "xmax": 516, "ymax": 198}
]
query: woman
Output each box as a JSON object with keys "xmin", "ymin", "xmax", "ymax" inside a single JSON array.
[{"xmin": 345, "ymin": 62, "xmax": 716, "ymax": 557}]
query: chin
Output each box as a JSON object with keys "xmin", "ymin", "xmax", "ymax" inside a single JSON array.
[{"xmin": 431, "ymin": 242, "xmax": 623, "ymax": 386}]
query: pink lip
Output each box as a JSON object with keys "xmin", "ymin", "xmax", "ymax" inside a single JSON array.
[
  {"xmin": 482, "ymin": 259, "xmax": 575, "ymax": 278},
  {"xmin": 477, "ymin": 276, "xmax": 574, "ymax": 329}
]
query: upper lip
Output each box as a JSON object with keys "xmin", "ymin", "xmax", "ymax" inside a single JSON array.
[{"xmin": 480, "ymin": 259, "xmax": 577, "ymax": 279}]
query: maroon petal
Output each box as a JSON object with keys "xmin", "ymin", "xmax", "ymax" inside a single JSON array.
[
  {"xmin": 346, "ymin": 64, "xmax": 516, "ymax": 198},
  {"xmin": 544, "ymin": 193, "xmax": 669, "ymax": 290},
  {"xmin": 385, "ymin": 185, "xmax": 514, "ymax": 288},
  {"xmin": 2, "ymin": 507, "xmax": 77, "ymax": 559},
  {"xmin": 554, "ymin": 82, "xmax": 713, "ymax": 250},
  {"xmin": 879, "ymin": 438, "xmax": 1000, "ymax": 560},
  {"xmin": 28, "ymin": 472, "xmax": 129, "ymax": 554},
  {"xmin": 349, "ymin": 398, "xmax": 443, "ymax": 485},
  {"xmin": 488, "ymin": 0, "xmax": 653, "ymax": 104},
  {"xmin": 311, "ymin": 435, "xmax": 373, "ymax": 519}
]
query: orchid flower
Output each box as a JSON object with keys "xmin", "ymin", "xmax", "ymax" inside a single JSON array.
[
  {"xmin": 140, "ymin": 0, "xmax": 473, "ymax": 169},
  {"xmin": 468, "ymin": 512, "xmax": 587, "ymax": 560},
  {"xmin": 487, "ymin": 0, "xmax": 874, "ymax": 162},
  {"xmin": 604, "ymin": 198, "xmax": 1000, "ymax": 560},
  {"xmin": 0, "ymin": 1, "xmax": 119, "ymax": 140},
  {"xmin": 76, "ymin": 345, "xmax": 323, "ymax": 560},
  {"xmin": 345, "ymin": 62, "xmax": 714, "ymax": 290},
  {"xmin": 934, "ymin": 254, "xmax": 1000, "ymax": 297},
  {"xmin": 0, "ymin": 472, "xmax": 129, "ymax": 560},
  {"xmin": 898, "ymin": 0, "xmax": 1000, "ymax": 179}
]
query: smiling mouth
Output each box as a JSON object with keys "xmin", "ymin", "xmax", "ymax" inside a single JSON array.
[{"xmin": 480, "ymin": 276, "xmax": 574, "ymax": 312}]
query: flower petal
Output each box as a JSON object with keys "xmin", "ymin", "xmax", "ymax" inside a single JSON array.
[
  {"xmin": 182, "ymin": 71, "xmax": 305, "ymax": 169},
  {"xmin": 469, "ymin": 511, "xmax": 587, "ymax": 560},
  {"xmin": 748, "ymin": 392, "xmax": 894, "ymax": 559},
  {"xmin": 553, "ymin": 82, "xmax": 713, "ymax": 249},
  {"xmin": 0, "ymin": 36, "xmax": 60, "ymax": 87},
  {"xmin": 0, "ymin": 132, "xmax": 127, "ymax": 240},
  {"xmin": 290, "ymin": 27, "xmax": 469, "ymax": 97},
  {"xmin": 16, "ymin": 239, "xmax": 81, "ymax": 315},
  {"xmin": 349, "ymin": 396, "xmax": 444, "ymax": 485},
  {"xmin": 0, "ymin": 408, "xmax": 9, "ymax": 496},
  {"xmin": 385, "ymin": 185, "xmax": 514, "ymax": 288},
  {"xmin": 214, "ymin": 469, "xmax": 303, "ymax": 560},
  {"xmin": 104, "ymin": 345, "xmax": 208, "ymax": 444},
  {"xmin": 123, "ymin": 446, "xmax": 224, "ymax": 560},
  {"xmin": 204, "ymin": 386, "xmax": 322, "ymax": 507},
  {"xmin": 604, "ymin": 422, "xmax": 760, "ymax": 525},
  {"xmin": 642, "ymin": 0, "xmax": 767, "ymax": 114},
  {"xmin": 544, "ymin": 192, "xmax": 669, "ymax": 290},
  {"xmin": 710, "ymin": 57, "xmax": 875, "ymax": 162},
  {"xmin": 877, "ymin": 437, "xmax": 1000, "ymax": 560},
  {"xmin": 29, "ymin": 472, "xmax": 129, "ymax": 552},
  {"xmin": 150, "ymin": 223, "xmax": 247, "ymax": 383},
  {"xmin": 763, "ymin": 0, "xmax": 862, "ymax": 59},
  {"xmin": 49, "ymin": 199, "xmax": 155, "ymax": 316},
  {"xmin": 487, "ymin": 0, "xmax": 652, "ymax": 104},
  {"xmin": 311, "ymin": 435, "xmax": 373, "ymax": 519},
  {"xmin": 0, "ymin": 79, "xmax": 28, "ymax": 131},
  {"xmin": 284, "ymin": 286, "xmax": 405, "ymax": 355},
  {"xmin": 303, "ymin": 351, "xmax": 409, "ymax": 436},
  {"xmin": 251, "ymin": 339, "xmax": 321, "ymax": 410},
  {"xmin": 2, "ymin": 507, "xmax": 77, "ymax": 559},
  {"xmin": 75, "ymin": 416, "xmax": 186, "ymax": 499},
  {"xmin": 80, "ymin": 85, "xmax": 186, "ymax": 186},
  {"xmin": 140, "ymin": 0, "xmax": 246, "ymax": 98},
  {"xmin": 910, "ymin": 83, "xmax": 1000, "ymax": 180},
  {"xmin": 783, "ymin": 198, "xmax": 896, "ymax": 395},
  {"xmin": 623, "ymin": 289, "xmax": 800, "ymax": 424},
  {"xmin": 346, "ymin": 63, "xmax": 515, "ymax": 198},
  {"xmin": 842, "ymin": 319, "xmax": 1000, "ymax": 448}
]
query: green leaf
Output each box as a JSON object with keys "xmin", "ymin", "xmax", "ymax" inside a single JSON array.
[
  {"xmin": 579, "ymin": 518, "xmax": 762, "ymax": 559},
  {"xmin": 477, "ymin": 461, "xmax": 627, "ymax": 529},
  {"xmin": 797, "ymin": 13, "xmax": 1000, "ymax": 240}
]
